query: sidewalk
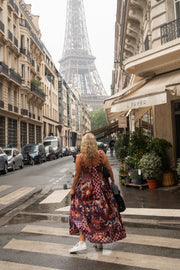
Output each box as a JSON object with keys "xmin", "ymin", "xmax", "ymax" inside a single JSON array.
[{"xmin": 107, "ymin": 150, "xmax": 180, "ymax": 229}]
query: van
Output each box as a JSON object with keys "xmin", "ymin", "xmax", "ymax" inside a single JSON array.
[{"xmin": 43, "ymin": 136, "xmax": 62, "ymax": 158}]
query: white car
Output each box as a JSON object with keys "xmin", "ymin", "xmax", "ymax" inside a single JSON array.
[
  {"xmin": 0, "ymin": 147, "xmax": 8, "ymax": 174},
  {"xmin": 3, "ymin": 148, "xmax": 24, "ymax": 171}
]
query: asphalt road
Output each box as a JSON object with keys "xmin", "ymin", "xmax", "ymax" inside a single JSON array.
[{"xmin": 0, "ymin": 155, "xmax": 75, "ymax": 190}]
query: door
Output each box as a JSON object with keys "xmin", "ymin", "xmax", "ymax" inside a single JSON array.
[{"xmin": 174, "ymin": 101, "xmax": 180, "ymax": 159}]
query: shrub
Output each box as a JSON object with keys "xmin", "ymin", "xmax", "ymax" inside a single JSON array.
[{"xmin": 139, "ymin": 152, "xmax": 162, "ymax": 179}]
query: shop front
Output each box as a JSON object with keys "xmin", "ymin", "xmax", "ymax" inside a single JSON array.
[{"xmin": 106, "ymin": 70, "xmax": 180, "ymax": 169}]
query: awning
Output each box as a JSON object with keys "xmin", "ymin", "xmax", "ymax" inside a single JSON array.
[
  {"xmin": 104, "ymin": 78, "xmax": 148, "ymax": 121},
  {"xmin": 111, "ymin": 70, "xmax": 180, "ymax": 113},
  {"xmin": 91, "ymin": 120, "xmax": 123, "ymax": 139}
]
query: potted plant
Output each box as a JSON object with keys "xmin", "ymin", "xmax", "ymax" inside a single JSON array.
[
  {"xmin": 129, "ymin": 169, "xmax": 143, "ymax": 185},
  {"xmin": 139, "ymin": 152, "xmax": 162, "ymax": 189}
]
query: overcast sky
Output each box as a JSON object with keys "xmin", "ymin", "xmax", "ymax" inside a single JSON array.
[{"xmin": 25, "ymin": 0, "xmax": 117, "ymax": 95}]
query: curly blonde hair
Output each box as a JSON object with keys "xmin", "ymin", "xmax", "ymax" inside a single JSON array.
[{"xmin": 81, "ymin": 133, "xmax": 98, "ymax": 161}]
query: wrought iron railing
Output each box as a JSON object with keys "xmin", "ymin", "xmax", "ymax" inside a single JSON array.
[
  {"xmin": 160, "ymin": 18, "xmax": 180, "ymax": 44},
  {"xmin": 31, "ymin": 83, "xmax": 46, "ymax": 100},
  {"xmin": 9, "ymin": 69, "xmax": 22, "ymax": 84},
  {"xmin": 0, "ymin": 62, "xmax": 9, "ymax": 76}
]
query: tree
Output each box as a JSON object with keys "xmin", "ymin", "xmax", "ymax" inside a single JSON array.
[{"xmin": 90, "ymin": 108, "xmax": 107, "ymax": 131}]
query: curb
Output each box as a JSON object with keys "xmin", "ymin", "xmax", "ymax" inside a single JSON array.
[{"xmin": 0, "ymin": 187, "xmax": 41, "ymax": 218}]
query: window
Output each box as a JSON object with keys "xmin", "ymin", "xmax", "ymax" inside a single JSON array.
[
  {"xmin": 13, "ymin": 25, "xmax": 16, "ymax": 37},
  {"xmin": 0, "ymin": 83, "xmax": 2, "ymax": 100},
  {"xmin": 175, "ymin": 0, "xmax": 180, "ymax": 18},
  {"xmin": 8, "ymin": 88, "xmax": 11, "ymax": 103},
  {"xmin": 21, "ymin": 64, "xmax": 25, "ymax": 78},
  {"xmin": 14, "ymin": 57, "xmax": 17, "ymax": 72},
  {"xmin": 0, "ymin": 45, "xmax": 3, "ymax": 61},
  {"xmin": 8, "ymin": 52, "xmax": 11, "ymax": 68},
  {"xmin": 14, "ymin": 90, "xmax": 17, "ymax": 106},
  {"xmin": 21, "ymin": 35, "xmax": 25, "ymax": 48},
  {"xmin": 21, "ymin": 94, "xmax": 23, "ymax": 108}
]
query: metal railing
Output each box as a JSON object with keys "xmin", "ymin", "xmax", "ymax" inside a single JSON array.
[
  {"xmin": 0, "ymin": 62, "xmax": 9, "ymax": 76},
  {"xmin": 9, "ymin": 69, "xmax": 22, "ymax": 84},
  {"xmin": 31, "ymin": 83, "xmax": 46, "ymax": 100},
  {"xmin": 161, "ymin": 18, "xmax": 180, "ymax": 44}
]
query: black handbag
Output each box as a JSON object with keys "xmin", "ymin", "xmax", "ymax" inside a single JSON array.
[
  {"xmin": 110, "ymin": 183, "xmax": 126, "ymax": 212},
  {"xmin": 102, "ymin": 164, "xmax": 110, "ymax": 179}
]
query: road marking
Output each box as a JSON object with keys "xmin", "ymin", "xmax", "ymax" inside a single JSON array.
[
  {"xmin": 56, "ymin": 205, "xmax": 70, "ymax": 212},
  {"xmin": 22, "ymin": 225, "xmax": 180, "ymax": 249},
  {"xmin": 4, "ymin": 239, "xmax": 180, "ymax": 270},
  {"xmin": 123, "ymin": 208, "xmax": 180, "ymax": 217},
  {"xmin": 0, "ymin": 185, "xmax": 11, "ymax": 193},
  {"xmin": 56, "ymin": 206, "xmax": 180, "ymax": 218},
  {"xmin": 0, "ymin": 261, "xmax": 61, "ymax": 270},
  {"xmin": 39, "ymin": 189, "xmax": 70, "ymax": 204},
  {"xmin": 0, "ymin": 187, "xmax": 34, "ymax": 205},
  {"xmin": 60, "ymin": 168, "xmax": 68, "ymax": 173}
]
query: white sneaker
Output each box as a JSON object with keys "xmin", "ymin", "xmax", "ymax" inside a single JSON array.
[{"xmin": 69, "ymin": 241, "xmax": 87, "ymax": 253}]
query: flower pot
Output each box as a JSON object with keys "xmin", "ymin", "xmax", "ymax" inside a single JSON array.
[
  {"xmin": 162, "ymin": 171, "xmax": 176, "ymax": 187},
  {"xmin": 146, "ymin": 179, "xmax": 157, "ymax": 189},
  {"xmin": 132, "ymin": 178, "xmax": 143, "ymax": 185}
]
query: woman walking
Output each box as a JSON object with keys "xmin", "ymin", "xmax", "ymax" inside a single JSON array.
[{"xmin": 69, "ymin": 133, "xmax": 126, "ymax": 253}]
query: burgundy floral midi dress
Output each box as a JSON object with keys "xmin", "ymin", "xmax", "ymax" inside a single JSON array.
[{"xmin": 69, "ymin": 150, "xmax": 126, "ymax": 243}]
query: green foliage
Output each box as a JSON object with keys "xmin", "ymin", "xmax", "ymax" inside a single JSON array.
[
  {"xmin": 128, "ymin": 128, "xmax": 150, "ymax": 156},
  {"xmin": 147, "ymin": 138, "xmax": 172, "ymax": 156},
  {"xmin": 115, "ymin": 132, "xmax": 130, "ymax": 162},
  {"xmin": 139, "ymin": 152, "xmax": 162, "ymax": 179},
  {"xmin": 89, "ymin": 108, "xmax": 107, "ymax": 131},
  {"xmin": 176, "ymin": 158, "xmax": 180, "ymax": 176},
  {"xmin": 129, "ymin": 170, "xmax": 141, "ymax": 180},
  {"xmin": 31, "ymin": 79, "xmax": 41, "ymax": 87}
]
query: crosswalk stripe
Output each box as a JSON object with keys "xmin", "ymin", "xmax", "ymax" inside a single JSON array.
[
  {"xmin": 60, "ymin": 168, "xmax": 69, "ymax": 173},
  {"xmin": 22, "ymin": 225, "xmax": 180, "ymax": 249},
  {"xmin": 0, "ymin": 261, "xmax": 61, "ymax": 270},
  {"xmin": 39, "ymin": 189, "xmax": 70, "ymax": 204},
  {"xmin": 4, "ymin": 239, "xmax": 180, "ymax": 270},
  {"xmin": 55, "ymin": 205, "xmax": 180, "ymax": 218},
  {"xmin": 0, "ymin": 187, "xmax": 34, "ymax": 205},
  {"xmin": 0, "ymin": 185, "xmax": 11, "ymax": 193},
  {"xmin": 124, "ymin": 208, "xmax": 180, "ymax": 217}
]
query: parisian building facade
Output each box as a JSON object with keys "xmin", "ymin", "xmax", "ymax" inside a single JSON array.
[
  {"xmin": 0, "ymin": 0, "xmax": 91, "ymax": 150},
  {"xmin": 105, "ymin": 0, "xmax": 180, "ymax": 169}
]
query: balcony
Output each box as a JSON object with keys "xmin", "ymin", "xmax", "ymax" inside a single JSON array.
[
  {"xmin": 20, "ymin": 47, "xmax": 26, "ymax": 55},
  {"xmin": 31, "ymin": 82, "xmax": 46, "ymax": 101},
  {"xmin": 7, "ymin": 0, "xmax": 14, "ymax": 10},
  {"xmin": 9, "ymin": 69, "xmax": 21, "ymax": 85},
  {"xmin": 161, "ymin": 18, "xmax": 180, "ymax": 45},
  {"xmin": 0, "ymin": 62, "xmax": 9, "ymax": 77},
  {"xmin": 21, "ymin": 108, "xmax": 28, "ymax": 116},
  {"xmin": 124, "ymin": 19, "xmax": 180, "ymax": 77},
  {"xmin": 0, "ymin": 20, "xmax": 4, "ymax": 33}
]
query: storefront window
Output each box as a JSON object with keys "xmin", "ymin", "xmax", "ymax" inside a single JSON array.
[{"xmin": 135, "ymin": 108, "xmax": 153, "ymax": 137}]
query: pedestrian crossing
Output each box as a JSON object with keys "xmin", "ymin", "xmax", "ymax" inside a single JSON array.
[
  {"xmin": 0, "ymin": 187, "xmax": 35, "ymax": 205},
  {"xmin": 1, "ymin": 224, "xmax": 180, "ymax": 270}
]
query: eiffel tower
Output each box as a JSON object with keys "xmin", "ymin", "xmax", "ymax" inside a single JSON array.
[{"xmin": 59, "ymin": 0, "xmax": 108, "ymax": 111}]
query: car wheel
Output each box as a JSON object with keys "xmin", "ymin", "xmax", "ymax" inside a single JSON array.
[
  {"xmin": 20, "ymin": 161, "xmax": 24, "ymax": 169},
  {"xmin": 12, "ymin": 163, "xmax": 16, "ymax": 171},
  {"xmin": 3, "ymin": 163, "xmax": 8, "ymax": 174},
  {"xmin": 30, "ymin": 158, "xmax": 34, "ymax": 166}
]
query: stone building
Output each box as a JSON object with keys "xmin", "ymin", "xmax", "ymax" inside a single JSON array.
[
  {"xmin": 105, "ymin": 0, "xmax": 180, "ymax": 169},
  {"xmin": 58, "ymin": 75, "xmax": 91, "ymax": 147},
  {"xmin": 0, "ymin": 0, "xmax": 91, "ymax": 150}
]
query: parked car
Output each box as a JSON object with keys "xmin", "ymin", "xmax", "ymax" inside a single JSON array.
[
  {"xmin": 45, "ymin": 145, "xmax": 56, "ymax": 161},
  {"xmin": 0, "ymin": 147, "xmax": 8, "ymax": 174},
  {"xmin": 62, "ymin": 146, "xmax": 70, "ymax": 156},
  {"xmin": 3, "ymin": 148, "xmax": 24, "ymax": 171},
  {"xmin": 69, "ymin": 146, "xmax": 76, "ymax": 155},
  {"xmin": 21, "ymin": 144, "xmax": 46, "ymax": 165},
  {"xmin": 43, "ymin": 136, "xmax": 62, "ymax": 158}
]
